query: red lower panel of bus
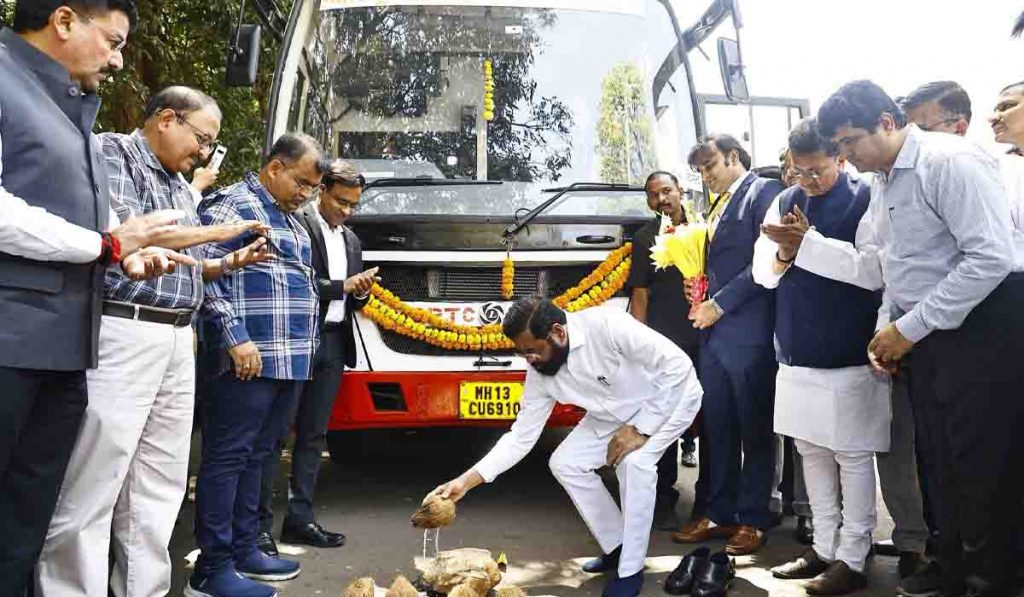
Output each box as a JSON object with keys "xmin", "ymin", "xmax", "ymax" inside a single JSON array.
[{"xmin": 327, "ymin": 370, "xmax": 584, "ymax": 430}]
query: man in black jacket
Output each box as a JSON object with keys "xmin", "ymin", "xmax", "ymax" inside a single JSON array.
[{"xmin": 258, "ymin": 159, "xmax": 377, "ymax": 552}]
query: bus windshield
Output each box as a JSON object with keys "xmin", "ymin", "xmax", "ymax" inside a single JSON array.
[{"xmin": 287, "ymin": 0, "xmax": 700, "ymax": 216}]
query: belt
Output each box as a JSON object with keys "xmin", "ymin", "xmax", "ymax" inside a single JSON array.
[{"xmin": 103, "ymin": 301, "xmax": 194, "ymax": 327}]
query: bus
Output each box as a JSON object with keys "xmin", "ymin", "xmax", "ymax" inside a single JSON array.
[{"xmin": 260, "ymin": 0, "xmax": 762, "ymax": 457}]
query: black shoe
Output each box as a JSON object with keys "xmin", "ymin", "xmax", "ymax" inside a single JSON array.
[
  {"xmin": 681, "ymin": 448, "xmax": 698, "ymax": 468},
  {"xmin": 898, "ymin": 551, "xmax": 926, "ymax": 579},
  {"xmin": 873, "ymin": 538, "xmax": 900, "ymax": 557},
  {"xmin": 897, "ymin": 559, "xmax": 943, "ymax": 596},
  {"xmin": 602, "ymin": 571, "xmax": 643, "ymax": 597},
  {"xmin": 654, "ymin": 504, "xmax": 682, "ymax": 532},
  {"xmin": 280, "ymin": 521, "xmax": 346, "ymax": 548},
  {"xmin": 665, "ymin": 546, "xmax": 709, "ymax": 595},
  {"xmin": 582, "ymin": 545, "xmax": 622, "ymax": 574},
  {"xmin": 256, "ymin": 531, "xmax": 278, "ymax": 558},
  {"xmin": 691, "ymin": 552, "xmax": 734, "ymax": 597},
  {"xmin": 795, "ymin": 516, "xmax": 814, "ymax": 545}
]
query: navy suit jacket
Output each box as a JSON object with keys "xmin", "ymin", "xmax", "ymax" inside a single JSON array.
[{"xmin": 702, "ymin": 172, "xmax": 784, "ymax": 370}]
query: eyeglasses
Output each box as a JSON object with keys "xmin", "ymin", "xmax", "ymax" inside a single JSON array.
[
  {"xmin": 916, "ymin": 117, "xmax": 960, "ymax": 132},
  {"xmin": 174, "ymin": 113, "xmax": 216, "ymax": 151},
  {"xmin": 286, "ymin": 168, "xmax": 325, "ymax": 198},
  {"xmin": 72, "ymin": 9, "xmax": 127, "ymax": 53},
  {"xmin": 788, "ymin": 166, "xmax": 827, "ymax": 181}
]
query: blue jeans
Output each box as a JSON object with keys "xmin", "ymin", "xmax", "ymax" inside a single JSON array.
[{"xmin": 195, "ymin": 374, "xmax": 305, "ymax": 573}]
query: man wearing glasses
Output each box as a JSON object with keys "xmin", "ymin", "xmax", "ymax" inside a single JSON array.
[
  {"xmin": 257, "ymin": 159, "xmax": 378, "ymax": 555},
  {"xmin": 189, "ymin": 133, "xmax": 328, "ymax": 597}
]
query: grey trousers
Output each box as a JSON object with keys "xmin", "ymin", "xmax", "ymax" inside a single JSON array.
[{"xmin": 875, "ymin": 374, "xmax": 930, "ymax": 554}]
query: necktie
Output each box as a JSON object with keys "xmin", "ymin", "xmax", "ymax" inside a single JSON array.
[{"xmin": 708, "ymin": 191, "xmax": 731, "ymax": 241}]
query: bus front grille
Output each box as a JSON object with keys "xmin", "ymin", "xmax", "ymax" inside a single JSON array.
[{"xmin": 373, "ymin": 264, "xmax": 598, "ymax": 302}]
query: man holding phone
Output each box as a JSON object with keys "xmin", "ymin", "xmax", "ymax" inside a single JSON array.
[{"xmin": 257, "ymin": 158, "xmax": 378, "ymax": 554}]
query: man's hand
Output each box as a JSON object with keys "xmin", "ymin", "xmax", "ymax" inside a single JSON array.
[
  {"xmin": 867, "ymin": 348, "xmax": 901, "ymax": 376},
  {"xmin": 868, "ymin": 323, "xmax": 914, "ymax": 365},
  {"xmin": 120, "ymin": 246, "xmax": 197, "ymax": 280},
  {"xmin": 343, "ymin": 266, "xmax": 381, "ymax": 296},
  {"xmin": 761, "ymin": 204, "xmax": 810, "ymax": 257},
  {"xmin": 204, "ymin": 221, "xmax": 271, "ymax": 244},
  {"xmin": 606, "ymin": 425, "xmax": 648, "ymax": 467},
  {"xmin": 110, "ymin": 210, "xmax": 187, "ymax": 256},
  {"xmin": 228, "ymin": 341, "xmax": 262, "ymax": 381},
  {"xmin": 229, "ymin": 237, "xmax": 274, "ymax": 270},
  {"xmin": 689, "ymin": 300, "xmax": 723, "ymax": 329},
  {"xmin": 430, "ymin": 469, "xmax": 484, "ymax": 503},
  {"xmin": 191, "ymin": 167, "xmax": 219, "ymax": 193}
]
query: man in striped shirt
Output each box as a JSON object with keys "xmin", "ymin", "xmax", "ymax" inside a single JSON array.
[{"xmin": 190, "ymin": 133, "xmax": 327, "ymax": 597}]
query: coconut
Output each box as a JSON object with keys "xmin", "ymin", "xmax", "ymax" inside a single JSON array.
[
  {"xmin": 343, "ymin": 577, "xmax": 376, "ymax": 597},
  {"xmin": 417, "ymin": 548, "xmax": 502, "ymax": 595},
  {"xmin": 494, "ymin": 587, "xmax": 528, "ymax": 597},
  {"xmin": 386, "ymin": 575, "xmax": 419, "ymax": 597},
  {"xmin": 411, "ymin": 493, "xmax": 456, "ymax": 528},
  {"xmin": 446, "ymin": 583, "xmax": 480, "ymax": 597}
]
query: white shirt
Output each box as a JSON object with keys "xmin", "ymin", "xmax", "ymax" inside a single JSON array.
[
  {"xmin": 316, "ymin": 210, "xmax": 348, "ymax": 323},
  {"xmin": 752, "ymin": 192, "xmax": 891, "ymax": 453},
  {"xmin": 473, "ymin": 307, "xmax": 703, "ymax": 482},
  {"xmin": 0, "ymin": 107, "xmax": 107, "ymax": 262}
]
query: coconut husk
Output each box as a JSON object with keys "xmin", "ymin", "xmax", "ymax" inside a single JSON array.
[
  {"xmin": 386, "ymin": 575, "xmax": 419, "ymax": 597},
  {"xmin": 411, "ymin": 494, "xmax": 456, "ymax": 528},
  {"xmin": 343, "ymin": 577, "xmax": 376, "ymax": 597},
  {"xmin": 494, "ymin": 587, "xmax": 528, "ymax": 597},
  {"xmin": 416, "ymin": 548, "xmax": 501, "ymax": 595},
  {"xmin": 446, "ymin": 583, "xmax": 480, "ymax": 597}
]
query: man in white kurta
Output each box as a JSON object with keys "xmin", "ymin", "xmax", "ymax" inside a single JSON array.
[
  {"xmin": 753, "ymin": 118, "xmax": 890, "ymax": 595},
  {"xmin": 432, "ymin": 298, "xmax": 702, "ymax": 597}
]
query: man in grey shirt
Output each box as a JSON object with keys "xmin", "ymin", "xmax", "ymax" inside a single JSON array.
[{"xmin": 777, "ymin": 80, "xmax": 1022, "ymax": 596}]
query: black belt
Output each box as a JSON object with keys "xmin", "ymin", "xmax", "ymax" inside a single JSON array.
[{"xmin": 103, "ymin": 301, "xmax": 194, "ymax": 327}]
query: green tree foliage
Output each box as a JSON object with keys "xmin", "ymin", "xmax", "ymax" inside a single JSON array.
[
  {"xmin": 1, "ymin": 0, "xmax": 288, "ymax": 185},
  {"xmin": 596, "ymin": 62, "xmax": 655, "ymax": 186}
]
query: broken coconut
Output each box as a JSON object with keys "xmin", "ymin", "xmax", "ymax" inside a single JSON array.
[
  {"xmin": 416, "ymin": 548, "xmax": 502, "ymax": 595},
  {"xmin": 447, "ymin": 583, "xmax": 480, "ymax": 597},
  {"xmin": 411, "ymin": 493, "xmax": 456, "ymax": 528},
  {"xmin": 385, "ymin": 575, "xmax": 419, "ymax": 597},
  {"xmin": 343, "ymin": 577, "xmax": 376, "ymax": 597},
  {"xmin": 494, "ymin": 587, "xmax": 528, "ymax": 597}
]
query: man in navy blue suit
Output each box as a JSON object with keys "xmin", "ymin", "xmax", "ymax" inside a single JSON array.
[{"xmin": 672, "ymin": 134, "xmax": 783, "ymax": 556}]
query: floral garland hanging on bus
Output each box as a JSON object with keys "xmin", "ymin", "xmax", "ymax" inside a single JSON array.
[{"xmin": 362, "ymin": 243, "xmax": 633, "ymax": 352}]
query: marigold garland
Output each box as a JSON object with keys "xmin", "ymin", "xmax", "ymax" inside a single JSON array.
[
  {"xmin": 362, "ymin": 243, "xmax": 632, "ymax": 352},
  {"xmin": 501, "ymin": 254, "xmax": 514, "ymax": 300}
]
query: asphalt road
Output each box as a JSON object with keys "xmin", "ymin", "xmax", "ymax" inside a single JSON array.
[{"xmin": 169, "ymin": 428, "xmax": 900, "ymax": 596}]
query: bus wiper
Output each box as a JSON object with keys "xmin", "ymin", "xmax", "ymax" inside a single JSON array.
[
  {"xmin": 502, "ymin": 182, "xmax": 645, "ymax": 240},
  {"xmin": 363, "ymin": 177, "xmax": 505, "ymax": 190}
]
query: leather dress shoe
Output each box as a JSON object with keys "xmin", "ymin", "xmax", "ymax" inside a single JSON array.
[
  {"xmin": 255, "ymin": 531, "xmax": 278, "ymax": 558},
  {"xmin": 582, "ymin": 545, "xmax": 621, "ymax": 574},
  {"xmin": 725, "ymin": 525, "xmax": 764, "ymax": 556},
  {"xmin": 873, "ymin": 538, "xmax": 900, "ymax": 557},
  {"xmin": 281, "ymin": 521, "xmax": 346, "ymax": 548},
  {"xmin": 692, "ymin": 551, "xmax": 734, "ymax": 597},
  {"xmin": 671, "ymin": 518, "xmax": 738, "ymax": 544},
  {"xmin": 806, "ymin": 561, "xmax": 867, "ymax": 595},
  {"xmin": 602, "ymin": 571, "xmax": 643, "ymax": 597},
  {"xmin": 664, "ymin": 546, "xmax": 710, "ymax": 595},
  {"xmin": 795, "ymin": 515, "xmax": 814, "ymax": 545},
  {"xmin": 771, "ymin": 548, "xmax": 829, "ymax": 579}
]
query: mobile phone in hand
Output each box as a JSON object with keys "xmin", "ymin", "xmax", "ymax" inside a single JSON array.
[{"xmin": 208, "ymin": 145, "xmax": 228, "ymax": 171}]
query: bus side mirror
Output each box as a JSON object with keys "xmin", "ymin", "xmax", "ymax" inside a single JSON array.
[
  {"xmin": 226, "ymin": 24, "xmax": 262, "ymax": 88},
  {"xmin": 717, "ymin": 37, "xmax": 749, "ymax": 102}
]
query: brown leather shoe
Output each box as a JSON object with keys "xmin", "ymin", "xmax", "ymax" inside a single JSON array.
[
  {"xmin": 805, "ymin": 561, "xmax": 867, "ymax": 595},
  {"xmin": 671, "ymin": 518, "xmax": 738, "ymax": 544},
  {"xmin": 724, "ymin": 525, "xmax": 764, "ymax": 555}
]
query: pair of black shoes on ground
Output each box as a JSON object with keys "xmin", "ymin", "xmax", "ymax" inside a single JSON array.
[
  {"xmin": 257, "ymin": 521, "xmax": 346, "ymax": 557},
  {"xmin": 665, "ymin": 546, "xmax": 734, "ymax": 596}
]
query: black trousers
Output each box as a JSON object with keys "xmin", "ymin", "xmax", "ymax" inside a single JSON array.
[
  {"xmin": 0, "ymin": 367, "xmax": 87, "ymax": 597},
  {"xmin": 908, "ymin": 274, "xmax": 1024, "ymax": 594},
  {"xmin": 259, "ymin": 326, "xmax": 346, "ymax": 532},
  {"xmin": 656, "ymin": 417, "xmax": 709, "ymax": 520}
]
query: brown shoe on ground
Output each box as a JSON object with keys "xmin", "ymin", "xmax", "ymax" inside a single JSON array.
[
  {"xmin": 771, "ymin": 548, "xmax": 830, "ymax": 579},
  {"xmin": 724, "ymin": 525, "xmax": 765, "ymax": 556},
  {"xmin": 805, "ymin": 561, "xmax": 868, "ymax": 595},
  {"xmin": 671, "ymin": 518, "xmax": 738, "ymax": 544}
]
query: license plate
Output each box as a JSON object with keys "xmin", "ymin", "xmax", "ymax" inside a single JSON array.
[{"xmin": 459, "ymin": 382, "xmax": 524, "ymax": 420}]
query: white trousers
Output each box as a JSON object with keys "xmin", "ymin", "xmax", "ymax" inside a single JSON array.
[
  {"xmin": 794, "ymin": 439, "xmax": 876, "ymax": 573},
  {"xmin": 549, "ymin": 397, "xmax": 696, "ymax": 577},
  {"xmin": 36, "ymin": 316, "xmax": 195, "ymax": 597}
]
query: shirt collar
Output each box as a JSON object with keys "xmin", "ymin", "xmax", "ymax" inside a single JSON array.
[
  {"xmin": 314, "ymin": 207, "xmax": 342, "ymax": 235},
  {"xmin": 892, "ymin": 125, "xmax": 922, "ymax": 171},
  {"xmin": 245, "ymin": 171, "xmax": 279, "ymax": 211},
  {"xmin": 130, "ymin": 129, "xmax": 170, "ymax": 175},
  {"xmin": 0, "ymin": 28, "xmax": 78, "ymax": 90},
  {"xmin": 726, "ymin": 171, "xmax": 751, "ymax": 196},
  {"xmin": 565, "ymin": 312, "xmax": 587, "ymax": 352}
]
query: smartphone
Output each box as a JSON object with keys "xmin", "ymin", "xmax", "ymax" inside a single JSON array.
[{"xmin": 208, "ymin": 145, "xmax": 228, "ymax": 171}]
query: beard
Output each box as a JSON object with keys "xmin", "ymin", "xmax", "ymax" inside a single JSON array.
[{"xmin": 532, "ymin": 338, "xmax": 569, "ymax": 376}]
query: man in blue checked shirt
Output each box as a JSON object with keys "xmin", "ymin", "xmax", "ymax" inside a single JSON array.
[{"xmin": 191, "ymin": 132, "xmax": 327, "ymax": 597}]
